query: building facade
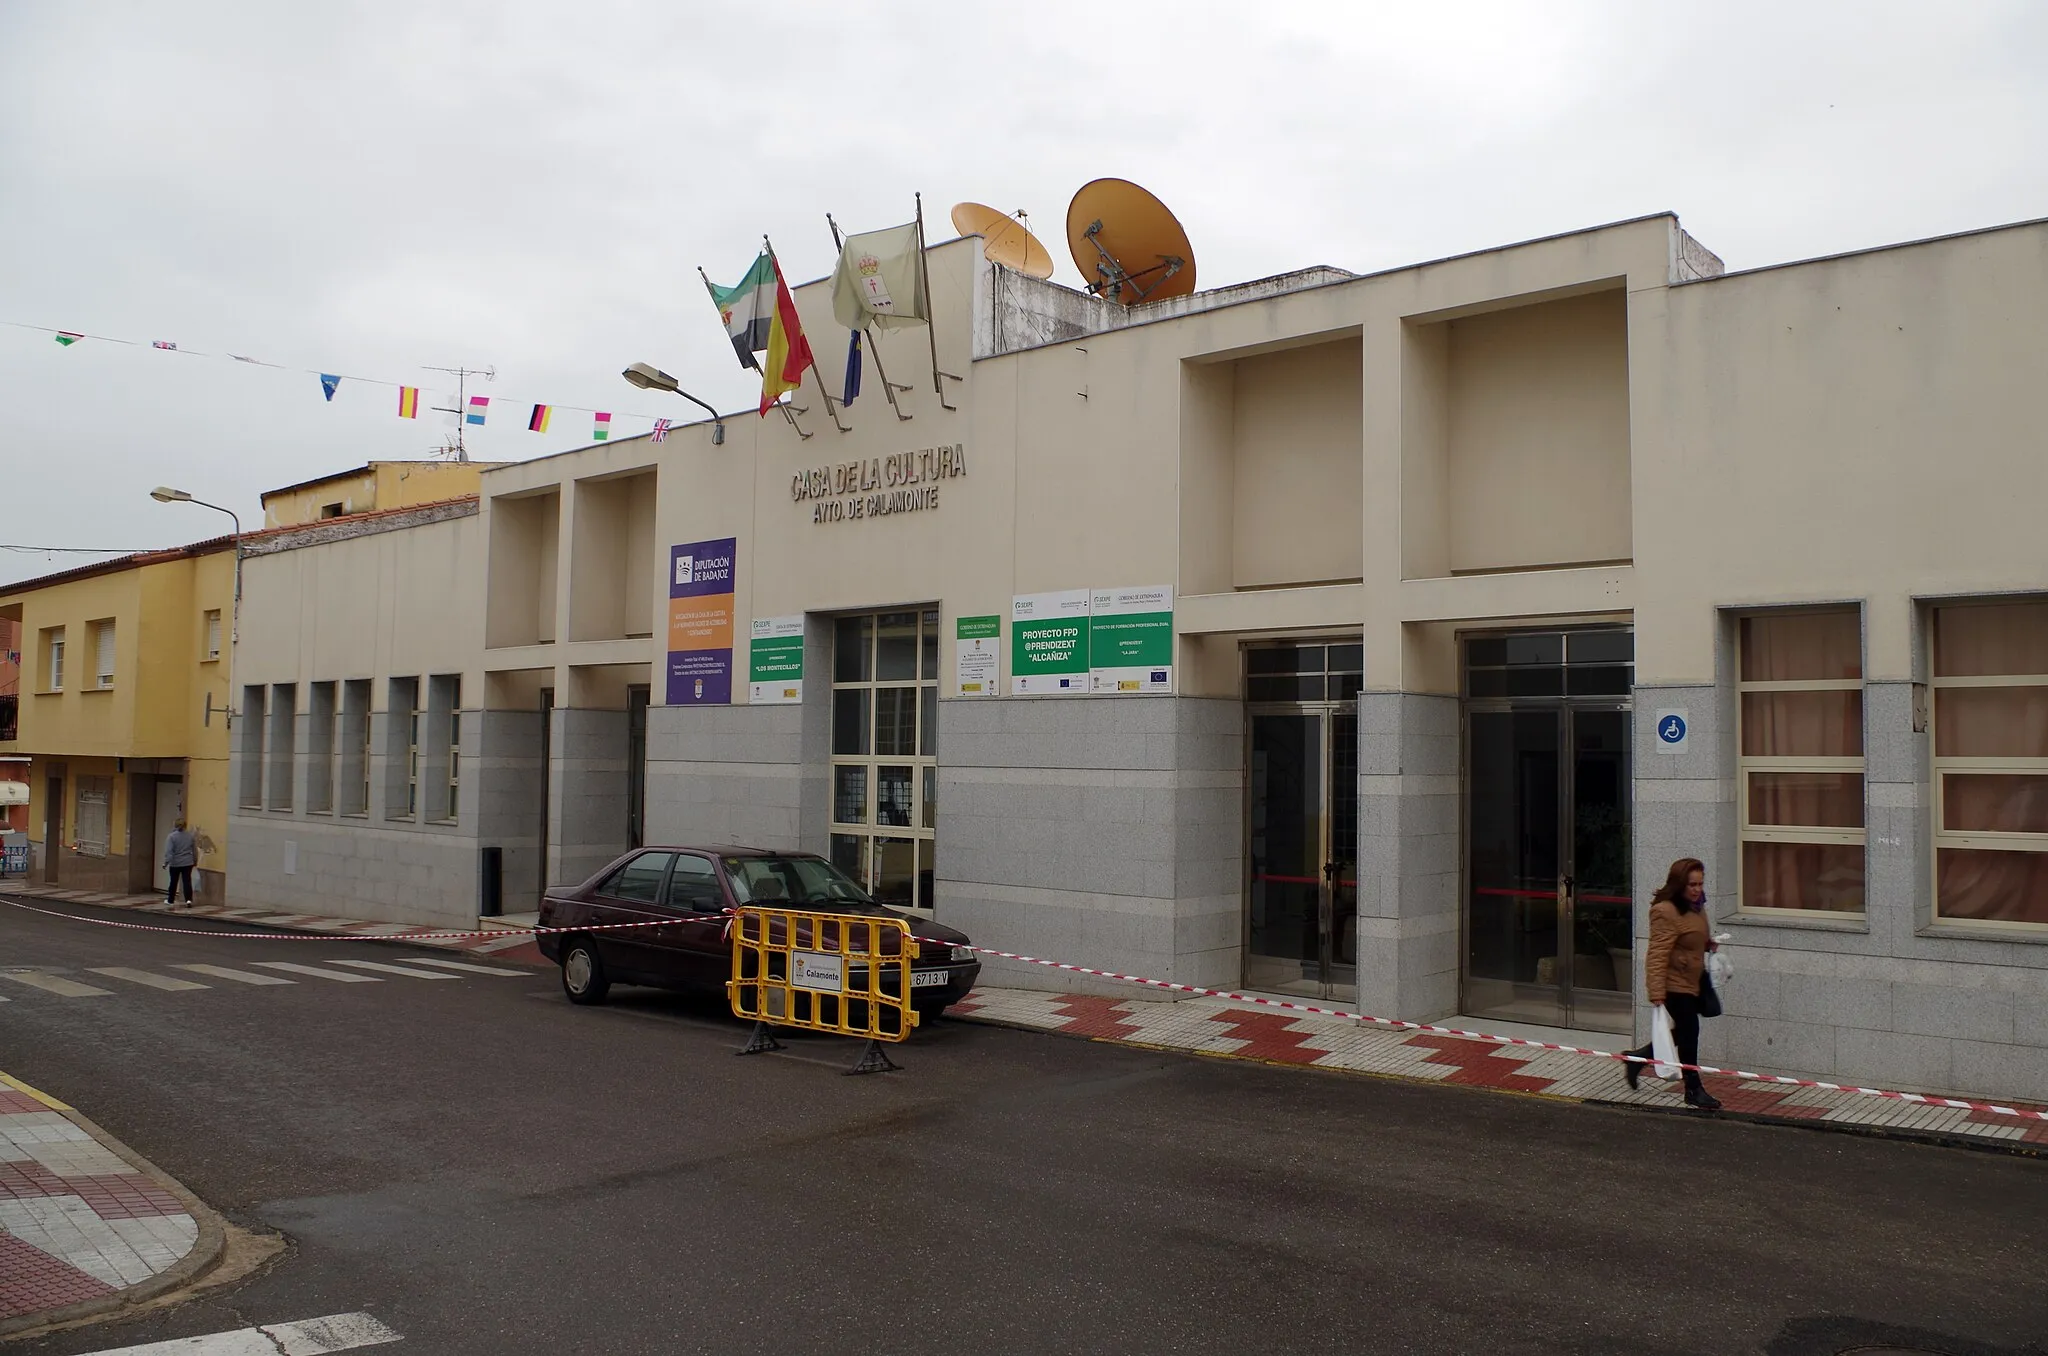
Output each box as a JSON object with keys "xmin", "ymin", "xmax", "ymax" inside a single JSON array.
[
  {"xmin": 260, "ymin": 460, "xmax": 498, "ymax": 529},
  {"xmin": 0, "ymin": 540, "xmax": 237, "ymax": 900},
  {"xmin": 227, "ymin": 210, "xmax": 2048, "ymax": 1101}
]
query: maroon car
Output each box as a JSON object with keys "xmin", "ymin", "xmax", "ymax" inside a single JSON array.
[{"xmin": 535, "ymin": 846, "xmax": 981, "ymax": 1020}]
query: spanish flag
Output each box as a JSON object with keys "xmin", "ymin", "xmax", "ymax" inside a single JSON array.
[
  {"xmin": 397, "ymin": 387, "xmax": 420, "ymax": 419},
  {"xmin": 759, "ymin": 252, "xmax": 813, "ymax": 415}
]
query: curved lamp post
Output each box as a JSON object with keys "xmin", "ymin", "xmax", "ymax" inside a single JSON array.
[{"xmin": 622, "ymin": 363, "xmax": 726, "ymax": 445}]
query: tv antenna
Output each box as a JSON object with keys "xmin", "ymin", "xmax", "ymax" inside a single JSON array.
[{"xmin": 426, "ymin": 364, "xmax": 497, "ymax": 461}]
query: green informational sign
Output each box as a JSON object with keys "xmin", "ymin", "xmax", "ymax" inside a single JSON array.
[
  {"xmin": 1010, "ymin": 590, "xmax": 1091, "ymax": 695},
  {"xmin": 955, "ymin": 614, "xmax": 1000, "ymax": 697},
  {"xmin": 747, "ymin": 616, "xmax": 805, "ymax": 705},
  {"xmin": 1089, "ymin": 586, "xmax": 1173, "ymax": 693}
]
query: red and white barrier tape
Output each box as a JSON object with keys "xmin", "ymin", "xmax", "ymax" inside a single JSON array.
[
  {"xmin": 10, "ymin": 893, "xmax": 2043, "ymax": 1125},
  {"xmin": 913, "ymin": 934, "xmax": 2048, "ymax": 1125}
]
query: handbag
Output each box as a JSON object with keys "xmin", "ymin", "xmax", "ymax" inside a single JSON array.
[{"xmin": 1697, "ymin": 971, "xmax": 1722, "ymax": 1019}]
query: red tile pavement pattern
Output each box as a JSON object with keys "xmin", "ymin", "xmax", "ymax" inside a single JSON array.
[
  {"xmin": 1044, "ymin": 995, "xmax": 1149, "ymax": 1041},
  {"xmin": 0, "ymin": 1162, "xmax": 183, "ymax": 1220},
  {"xmin": 1408, "ymin": 1033, "xmax": 1559, "ymax": 1092},
  {"xmin": 0, "ymin": 1232, "xmax": 114, "ymax": 1317},
  {"xmin": 1206, "ymin": 1010, "xmax": 1330, "ymax": 1065},
  {"xmin": 0, "ymin": 1089, "xmax": 46, "ymax": 1115}
]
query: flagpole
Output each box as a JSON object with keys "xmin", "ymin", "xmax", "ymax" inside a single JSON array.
[
  {"xmin": 828, "ymin": 213, "xmax": 913, "ymax": 423},
  {"xmin": 764, "ymin": 237, "xmax": 847, "ymax": 434},
  {"xmin": 914, "ymin": 192, "xmax": 961, "ymax": 412}
]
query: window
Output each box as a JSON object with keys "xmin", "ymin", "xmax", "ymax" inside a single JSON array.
[
  {"xmin": 338, "ymin": 680, "xmax": 372, "ymax": 815},
  {"xmin": 203, "ymin": 610, "xmax": 223, "ymax": 662},
  {"xmin": 239, "ymin": 685, "xmax": 266, "ymax": 809},
  {"xmin": 1932, "ymin": 599, "xmax": 2048, "ymax": 929},
  {"xmin": 425, "ymin": 674, "xmax": 461, "ymax": 822},
  {"xmin": 385, "ymin": 677, "xmax": 419, "ymax": 820},
  {"xmin": 307, "ymin": 682, "xmax": 336, "ymax": 813},
  {"xmin": 267, "ymin": 684, "xmax": 297, "ymax": 809},
  {"xmin": 319, "ymin": 502, "xmax": 345, "ymax": 519},
  {"xmin": 604, "ymin": 851, "xmax": 673, "ymax": 903},
  {"xmin": 831, "ymin": 609, "xmax": 939, "ymax": 910},
  {"xmin": 1737, "ymin": 609, "xmax": 1865, "ymax": 914},
  {"xmin": 74, "ymin": 776, "xmax": 112, "ymax": 857},
  {"xmin": 89, "ymin": 620, "xmax": 115, "ymax": 689},
  {"xmin": 666, "ymin": 855, "xmax": 723, "ymax": 911},
  {"xmin": 41, "ymin": 627, "xmax": 64, "ymax": 692}
]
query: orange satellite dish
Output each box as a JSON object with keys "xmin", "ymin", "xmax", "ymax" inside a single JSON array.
[
  {"xmin": 950, "ymin": 202, "xmax": 1055, "ymax": 279},
  {"xmin": 1065, "ymin": 178, "xmax": 1197, "ymax": 305}
]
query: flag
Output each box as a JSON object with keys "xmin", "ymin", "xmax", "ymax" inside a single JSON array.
[
  {"xmin": 759, "ymin": 254, "xmax": 813, "ymax": 415},
  {"xmin": 152, "ymin": 340, "xmax": 178, "ymax": 351},
  {"xmin": 843, "ymin": 331, "xmax": 862, "ymax": 405},
  {"xmin": 467, "ymin": 396, "xmax": 489, "ymax": 426},
  {"xmin": 230, "ymin": 354, "xmax": 274, "ymax": 366},
  {"xmin": 593, "ymin": 412, "xmax": 611, "ymax": 441},
  {"xmin": 528, "ymin": 404, "xmax": 552, "ymax": 433},
  {"xmin": 704, "ymin": 252, "xmax": 775, "ymax": 370},
  {"xmin": 320, "ymin": 373, "xmax": 341, "ymax": 401},
  {"xmin": 650, "ymin": 418, "xmax": 672, "ymax": 443},
  {"xmin": 397, "ymin": 387, "xmax": 420, "ymax": 419},
  {"xmin": 54, "ymin": 332, "xmax": 82, "ymax": 346},
  {"xmin": 830, "ymin": 221, "xmax": 928, "ymax": 331}
]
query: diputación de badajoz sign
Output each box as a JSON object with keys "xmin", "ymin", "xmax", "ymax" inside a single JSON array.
[{"xmin": 790, "ymin": 444, "xmax": 967, "ymax": 524}]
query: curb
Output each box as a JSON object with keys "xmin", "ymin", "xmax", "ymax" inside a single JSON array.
[
  {"xmin": 0, "ymin": 1076, "xmax": 230, "ymax": 1340},
  {"xmin": 951, "ymin": 1008, "xmax": 2048, "ymax": 1160}
]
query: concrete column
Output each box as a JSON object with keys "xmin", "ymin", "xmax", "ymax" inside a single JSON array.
[
  {"xmin": 1354, "ymin": 692, "xmax": 1460, "ymax": 1020},
  {"xmin": 546, "ymin": 707, "xmax": 629, "ymax": 888}
]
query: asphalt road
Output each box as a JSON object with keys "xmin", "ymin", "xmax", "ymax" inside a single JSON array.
[{"xmin": 3, "ymin": 897, "xmax": 2046, "ymax": 1356}]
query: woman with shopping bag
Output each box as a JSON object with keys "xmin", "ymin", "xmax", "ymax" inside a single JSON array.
[{"xmin": 1621, "ymin": 857, "xmax": 1722, "ymax": 1110}]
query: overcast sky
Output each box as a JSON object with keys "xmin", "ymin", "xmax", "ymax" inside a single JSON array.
[{"xmin": 2, "ymin": 1, "xmax": 2044, "ymax": 585}]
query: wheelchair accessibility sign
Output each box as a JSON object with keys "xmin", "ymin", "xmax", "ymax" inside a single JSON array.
[{"xmin": 1654, "ymin": 710, "xmax": 1689, "ymax": 753}]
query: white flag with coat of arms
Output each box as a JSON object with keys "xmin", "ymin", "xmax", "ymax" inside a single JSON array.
[{"xmin": 830, "ymin": 221, "xmax": 928, "ymax": 331}]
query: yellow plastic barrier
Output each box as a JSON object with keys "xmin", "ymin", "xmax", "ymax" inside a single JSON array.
[{"xmin": 727, "ymin": 906, "xmax": 920, "ymax": 1072}]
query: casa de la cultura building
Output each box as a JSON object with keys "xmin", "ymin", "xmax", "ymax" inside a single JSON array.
[{"xmin": 225, "ymin": 208, "xmax": 2048, "ymax": 1103}]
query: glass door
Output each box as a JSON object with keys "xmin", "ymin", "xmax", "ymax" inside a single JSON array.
[
  {"xmin": 1246, "ymin": 710, "xmax": 1358, "ymax": 1002},
  {"xmin": 1461, "ymin": 629, "xmax": 1634, "ymax": 1034}
]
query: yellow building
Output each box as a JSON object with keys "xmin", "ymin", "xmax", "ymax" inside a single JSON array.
[
  {"xmin": 261, "ymin": 460, "xmax": 499, "ymax": 529},
  {"xmin": 0, "ymin": 540, "xmax": 236, "ymax": 900}
]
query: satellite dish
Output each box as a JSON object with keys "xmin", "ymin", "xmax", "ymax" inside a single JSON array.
[
  {"xmin": 1065, "ymin": 178, "xmax": 1197, "ymax": 305},
  {"xmin": 950, "ymin": 201, "xmax": 1055, "ymax": 279}
]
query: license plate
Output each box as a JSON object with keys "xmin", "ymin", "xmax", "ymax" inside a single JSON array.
[{"xmin": 911, "ymin": 969, "xmax": 950, "ymax": 989}]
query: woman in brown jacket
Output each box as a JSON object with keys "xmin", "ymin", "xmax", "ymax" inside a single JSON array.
[{"xmin": 1622, "ymin": 857, "xmax": 1721, "ymax": 1110}]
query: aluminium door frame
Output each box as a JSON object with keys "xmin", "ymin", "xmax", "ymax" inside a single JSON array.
[{"xmin": 1242, "ymin": 699, "xmax": 1352, "ymax": 1001}]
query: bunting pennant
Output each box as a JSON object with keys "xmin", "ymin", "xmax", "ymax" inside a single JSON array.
[
  {"xmin": 466, "ymin": 396, "xmax": 489, "ymax": 426},
  {"xmin": 54, "ymin": 332, "xmax": 82, "ymax": 346},
  {"xmin": 397, "ymin": 386, "xmax": 420, "ymax": 419},
  {"xmin": 650, "ymin": 418, "xmax": 672, "ymax": 443},
  {"xmin": 319, "ymin": 373, "xmax": 341, "ymax": 401},
  {"xmin": 152, "ymin": 340, "xmax": 178, "ymax": 351},
  {"xmin": 528, "ymin": 403, "xmax": 552, "ymax": 433},
  {"xmin": 593, "ymin": 412, "xmax": 611, "ymax": 440}
]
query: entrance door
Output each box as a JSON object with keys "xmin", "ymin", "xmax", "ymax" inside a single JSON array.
[
  {"xmin": 1462, "ymin": 631, "xmax": 1634, "ymax": 1033},
  {"xmin": 151, "ymin": 779, "xmax": 185, "ymax": 892},
  {"xmin": 1246, "ymin": 707, "xmax": 1359, "ymax": 1001}
]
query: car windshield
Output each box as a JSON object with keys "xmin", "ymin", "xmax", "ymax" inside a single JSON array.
[{"xmin": 722, "ymin": 855, "xmax": 875, "ymax": 907}]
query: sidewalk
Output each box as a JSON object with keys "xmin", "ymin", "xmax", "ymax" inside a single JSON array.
[
  {"xmin": 953, "ymin": 988, "xmax": 2048, "ymax": 1153},
  {"xmin": 0, "ymin": 882, "xmax": 545, "ymax": 965},
  {"xmin": 0, "ymin": 1072, "xmax": 223, "ymax": 1337}
]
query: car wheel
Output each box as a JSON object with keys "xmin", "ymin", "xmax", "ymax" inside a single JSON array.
[{"xmin": 561, "ymin": 940, "xmax": 611, "ymax": 1005}]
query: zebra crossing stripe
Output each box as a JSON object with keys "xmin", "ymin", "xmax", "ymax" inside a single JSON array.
[
  {"xmin": 88, "ymin": 967, "xmax": 210, "ymax": 991},
  {"xmin": 325, "ymin": 959, "xmax": 461, "ymax": 980},
  {"xmin": 2, "ymin": 971, "xmax": 113, "ymax": 997},
  {"xmin": 75, "ymin": 1309, "xmax": 402, "ymax": 1354},
  {"xmin": 176, "ymin": 964, "xmax": 297, "ymax": 986},
  {"xmin": 253, "ymin": 961, "xmax": 382, "ymax": 983},
  {"xmin": 404, "ymin": 958, "xmax": 529, "ymax": 976}
]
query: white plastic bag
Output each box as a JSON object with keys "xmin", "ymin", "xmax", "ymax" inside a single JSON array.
[
  {"xmin": 1708, "ymin": 933, "xmax": 1733, "ymax": 987},
  {"xmin": 1651, "ymin": 1003, "xmax": 1680, "ymax": 1080}
]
